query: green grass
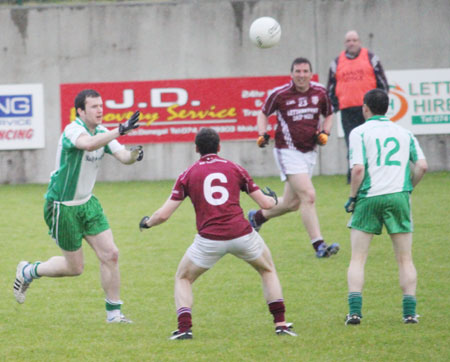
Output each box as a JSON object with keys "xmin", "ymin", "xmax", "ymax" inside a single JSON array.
[{"xmin": 1, "ymin": 172, "xmax": 449, "ymax": 361}]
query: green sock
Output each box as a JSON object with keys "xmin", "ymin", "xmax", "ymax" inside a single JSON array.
[
  {"xmin": 403, "ymin": 295, "xmax": 416, "ymax": 318},
  {"xmin": 105, "ymin": 299, "xmax": 122, "ymax": 310},
  {"xmin": 348, "ymin": 292, "xmax": 362, "ymax": 317}
]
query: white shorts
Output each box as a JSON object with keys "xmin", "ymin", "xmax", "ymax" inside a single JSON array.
[
  {"xmin": 186, "ymin": 229, "xmax": 265, "ymax": 269},
  {"xmin": 273, "ymin": 148, "xmax": 317, "ymax": 181}
]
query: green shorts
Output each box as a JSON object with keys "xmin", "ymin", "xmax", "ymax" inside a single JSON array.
[
  {"xmin": 44, "ymin": 195, "xmax": 110, "ymax": 251},
  {"xmin": 348, "ymin": 192, "xmax": 412, "ymax": 235}
]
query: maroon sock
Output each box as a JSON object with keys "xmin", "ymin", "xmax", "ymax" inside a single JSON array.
[
  {"xmin": 255, "ymin": 210, "xmax": 268, "ymax": 225},
  {"xmin": 312, "ymin": 240, "xmax": 325, "ymax": 251},
  {"xmin": 268, "ymin": 300, "xmax": 285, "ymax": 324},
  {"xmin": 177, "ymin": 307, "xmax": 192, "ymax": 332}
]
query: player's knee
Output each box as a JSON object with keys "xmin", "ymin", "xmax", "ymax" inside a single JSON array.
[
  {"xmin": 397, "ymin": 254, "xmax": 414, "ymax": 267},
  {"xmin": 111, "ymin": 248, "xmax": 120, "ymax": 263},
  {"xmin": 261, "ymin": 265, "xmax": 276, "ymax": 276},
  {"xmin": 175, "ymin": 271, "xmax": 185, "ymax": 283},
  {"xmin": 287, "ymin": 199, "xmax": 300, "ymax": 211},
  {"xmin": 301, "ymin": 189, "xmax": 316, "ymax": 205},
  {"xmin": 70, "ymin": 262, "xmax": 84, "ymax": 276},
  {"xmin": 104, "ymin": 247, "xmax": 120, "ymax": 265},
  {"xmin": 175, "ymin": 269, "xmax": 190, "ymax": 282},
  {"xmin": 256, "ymin": 259, "xmax": 276, "ymax": 275},
  {"xmin": 175, "ymin": 266, "xmax": 198, "ymax": 284},
  {"xmin": 348, "ymin": 256, "xmax": 367, "ymax": 273},
  {"xmin": 175, "ymin": 273, "xmax": 193, "ymax": 285}
]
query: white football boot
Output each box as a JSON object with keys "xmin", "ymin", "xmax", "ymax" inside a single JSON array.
[{"xmin": 13, "ymin": 261, "xmax": 32, "ymax": 304}]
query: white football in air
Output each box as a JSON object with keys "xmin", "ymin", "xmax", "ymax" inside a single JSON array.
[{"xmin": 249, "ymin": 17, "xmax": 282, "ymax": 49}]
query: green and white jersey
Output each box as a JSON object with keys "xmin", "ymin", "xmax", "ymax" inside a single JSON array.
[
  {"xmin": 45, "ymin": 118, "xmax": 124, "ymax": 204},
  {"xmin": 349, "ymin": 115, "xmax": 425, "ymax": 198}
]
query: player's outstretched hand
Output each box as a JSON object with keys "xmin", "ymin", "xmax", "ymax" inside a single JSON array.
[
  {"xmin": 119, "ymin": 111, "xmax": 140, "ymax": 135},
  {"xmin": 345, "ymin": 197, "xmax": 356, "ymax": 213},
  {"xmin": 130, "ymin": 145, "xmax": 144, "ymax": 161},
  {"xmin": 315, "ymin": 131, "xmax": 329, "ymax": 146},
  {"xmin": 262, "ymin": 186, "xmax": 278, "ymax": 205},
  {"xmin": 139, "ymin": 216, "xmax": 151, "ymax": 231},
  {"xmin": 257, "ymin": 133, "xmax": 270, "ymax": 148}
]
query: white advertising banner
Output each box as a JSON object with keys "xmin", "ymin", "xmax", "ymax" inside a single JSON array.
[
  {"xmin": 337, "ymin": 68, "xmax": 450, "ymax": 137},
  {"xmin": 0, "ymin": 84, "xmax": 45, "ymax": 150}
]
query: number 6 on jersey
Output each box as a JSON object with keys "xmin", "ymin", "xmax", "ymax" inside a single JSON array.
[{"xmin": 203, "ymin": 173, "xmax": 229, "ymax": 206}]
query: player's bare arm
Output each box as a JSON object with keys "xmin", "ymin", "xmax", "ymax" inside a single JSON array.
[
  {"xmin": 140, "ymin": 199, "xmax": 182, "ymax": 230},
  {"xmin": 113, "ymin": 146, "xmax": 144, "ymax": 165},
  {"xmin": 345, "ymin": 164, "xmax": 364, "ymax": 213},
  {"xmin": 76, "ymin": 129, "xmax": 121, "ymax": 152},
  {"xmin": 350, "ymin": 164, "xmax": 364, "ymax": 198},
  {"xmin": 316, "ymin": 114, "xmax": 334, "ymax": 146},
  {"xmin": 256, "ymin": 112, "xmax": 271, "ymax": 147},
  {"xmin": 411, "ymin": 159, "xmax": 428, "ymax": 187},
  {"xmin": 249, "ymin": 189, "xmax": 277, "ymax": 210},
  {"xmin": 322, "ymin": 114, "xmax": 333, "ymax": 135},
  {"xmin": 256, "ymin": 111, "xmax": 269, "ymax": 135},
  {"xmin": 76, "ymin": 110, "xmax": 141, "ymax": 152}
]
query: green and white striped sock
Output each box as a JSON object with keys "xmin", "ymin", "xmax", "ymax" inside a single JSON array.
[
  {"xmin": 23, "ymin": 262, "xmax": 41, "ymax": 281},
  {"xmin": 348, "ymin": 292, "xmax": 362, "ymax": 317},
  {"xmin": 402, "ymin": 295, "xmax": 416, "ymax": 318}
]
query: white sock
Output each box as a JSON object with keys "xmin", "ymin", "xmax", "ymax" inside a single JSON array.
[
  {"xmin": 23, "ymin": 262, "xmax": 40, "ymax": 282},
  {"xmin": 22, "ymin": 265, "xmax": 32, "ymax": 282},
  {"xmin": 107, "ymin": 309, "xmax": 121, "ymax": 320}
]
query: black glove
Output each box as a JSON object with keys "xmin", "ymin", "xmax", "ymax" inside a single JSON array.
[
  {"xmin": 256, "ymin": 133, "xmax": 270, "ymax": 148},
  {"xmin": 262, "ymin": 186, "xmax": 278, "ymax": 205},
  {"xmin": 345, "ymin": 197, "xmax": 357, "ymax": 213},
  {"xmin": 119, "ymin": 111, "xmax": 140, "ymax": 135},
  {"xmin": 139, "ymin": 216, "xmax": 151, "ymax": 231},
  {"xmin": 130, "ymin": 145, "xmax": 144, "ymax": 161}
]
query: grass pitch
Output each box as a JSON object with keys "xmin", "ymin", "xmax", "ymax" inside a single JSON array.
[{"xmin": 1, "ymin": 172, "xmax": 449, "ymax": 361}]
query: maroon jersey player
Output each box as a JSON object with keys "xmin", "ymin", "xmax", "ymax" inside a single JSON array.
[
  {"xmin": 249, "ymin": 57, "xmax": 340, "ymax": 258},
  {"xmin": 139, "ymin": 128, "xmax": 297, "ymax": 339},
  {"xmin": 171, "ymin": 154, "xmax": 256, "ymax": 241},
  {"xmin": 263, "ymin": 79, "xmax": 332, "ymax": 152}
]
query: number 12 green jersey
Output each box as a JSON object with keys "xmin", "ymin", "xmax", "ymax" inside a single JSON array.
[{"xmin": 349, "ymin": 115, "xmax": 425, "ymax": 198}]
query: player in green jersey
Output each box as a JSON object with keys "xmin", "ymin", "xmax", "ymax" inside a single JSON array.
[
  {"xmin": 344, "ymin": 89, "xmax": 428, "ymax": 325},
  {"xmin": 13, "ymin": 89, "xmax": 144, "ymax": 323}
]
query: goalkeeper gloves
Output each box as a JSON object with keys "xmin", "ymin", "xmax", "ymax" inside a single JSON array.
[
  {"xmin": 344, "ymin": 197, "xmax": 357, "ymax": 213},
  {"xmin": 262, "ymin": 186, "xmax": 278, "ymax": 205},
  {"xmin": 315, "ymin": 130, "xmax": 329, "ymax": 146},
  {"xmin": 257, "ymin": 133, "xmax": 270, "ymax": 148},
  {"xmin": 130, "ymin": 145, "xmax": 144, "ymax": 161},
  {"xmin": 139, "ymin": 216, "xmax": 151, "ymax": 231},
  {"xmin": 119, "ymin": 110, "xmax": 140, "ymax": 135}
]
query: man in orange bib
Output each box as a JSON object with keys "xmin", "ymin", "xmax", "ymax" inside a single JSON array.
[{"xmin": 327, "ymin": 30, "xmax": 388, "ymax": 183}]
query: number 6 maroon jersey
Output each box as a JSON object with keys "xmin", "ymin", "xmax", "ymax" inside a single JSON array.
[{"xmin": 170, "ymin": 153, "xmax": 260, "ymax": 241}]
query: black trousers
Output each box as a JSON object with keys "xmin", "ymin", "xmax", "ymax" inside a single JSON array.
[{"xmin": 341, "ymin": 106, "xmax": 365, "ymax": 182}]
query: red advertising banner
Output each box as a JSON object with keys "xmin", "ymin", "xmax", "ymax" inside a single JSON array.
[{"xmin": 60, "ymin": 75, "xmax": 317, "ymax": 144}]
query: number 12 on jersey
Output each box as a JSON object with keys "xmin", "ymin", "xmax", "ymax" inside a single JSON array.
[{"xmin": 376, "ymin": 137, "xmax": 401, "ymax": 167}]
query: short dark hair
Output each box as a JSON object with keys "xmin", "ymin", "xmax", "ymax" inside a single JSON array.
[
  {"xmin": 74, "ymin": 89, "xmax": 101, "ymax": 116},
  {"xmin": 363, "ymin": 89, "xmax": 389, "ymax": 115},
  {"xmin": 290, "ymin": 57, "xmax": 312, "ymax": 72},
  {"xmin": 195, "ymin": 128, "xmax": 220, "ymax": 155}
]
